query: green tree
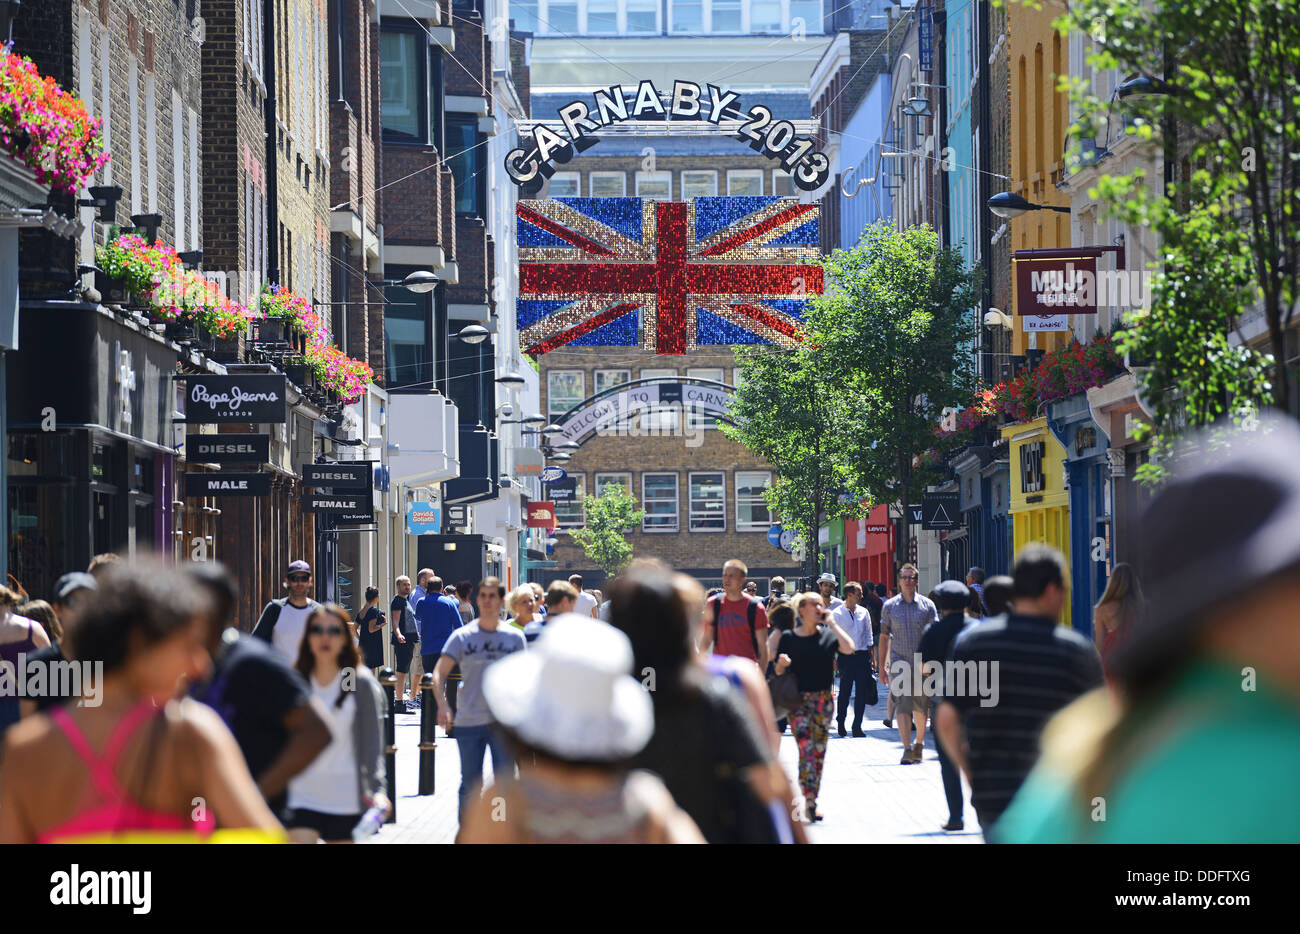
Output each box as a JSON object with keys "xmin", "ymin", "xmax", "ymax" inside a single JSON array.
[
  {"xmin": 570, "ymin": 483, "xmax": 645, "ymax": 579},
  {"xmin": 723, "ymin": 341, "xmax": 866, "ymax": 577},
  {"xmin": 1057, "ymin": 0, "xmax": 1298, "ymax": 480},
  {"xmin": 813, "ymin": 221, "xmax": 981, "ymax": 565}
]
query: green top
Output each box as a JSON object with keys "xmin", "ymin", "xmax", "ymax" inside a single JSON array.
[{"xmin": 995, "ymin": 661, "xmax": 1300, "ymax": 843}]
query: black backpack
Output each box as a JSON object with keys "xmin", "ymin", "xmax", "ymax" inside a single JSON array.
[{"xmin": 709, "ymin": 594, "xmax": 761, "ymax": 659}]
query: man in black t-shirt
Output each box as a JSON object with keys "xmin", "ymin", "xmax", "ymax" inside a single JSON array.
[
  {"xmin": 390, "ymin": 576, "xmax": 419, "ymax": 712},
  {"xmin": 919, "ymin": 580, "xmax": 976, "ymax": 832}
]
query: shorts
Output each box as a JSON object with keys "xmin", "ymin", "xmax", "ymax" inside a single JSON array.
[
  {"xmin": 285, "ymin": 807, "xmax": 363, "ymax": 842},
  {"xmin": 888, "ymin": 658, "xmax": 930, "ymax": 716},
  {"xmin": 393, "ymin": 641, "xmax": 415, "ymax": 673}
]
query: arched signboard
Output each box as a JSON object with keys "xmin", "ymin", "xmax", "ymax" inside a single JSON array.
[{"xmin": 552, "ymin": 378, "xmax": 735, "ymax": 445}]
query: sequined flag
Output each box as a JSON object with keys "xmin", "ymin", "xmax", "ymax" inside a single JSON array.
[{"xmin": 516, "ymin": 196, "xmax": 822, "ymax": 356}]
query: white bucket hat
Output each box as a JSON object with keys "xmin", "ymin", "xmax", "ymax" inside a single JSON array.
[{"xmin": 482, "ymin": 613, "xmax": 654, "ymax": 762}]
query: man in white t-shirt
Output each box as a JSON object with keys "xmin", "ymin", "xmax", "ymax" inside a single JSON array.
[
  {"xmin": 252, "ymin": 560, "xmax": 320, "ymax": 663},
  {"xmin": 569, "ymin": 574, "xmax": 598, "ymax": 618}
]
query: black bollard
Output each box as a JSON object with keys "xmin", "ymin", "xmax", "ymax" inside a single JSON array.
[
  {"xmin": 418, "ymin": 673, "xmax": 436, "ymax": 795},
  {"xmin": 379, "ymin": 667, "xmax": 397, "ymax": 824}
]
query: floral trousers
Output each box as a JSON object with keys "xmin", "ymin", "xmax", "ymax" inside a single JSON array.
[{"xmin": 789, "ymin": 689, "xmax": 832, "ymax": 805}]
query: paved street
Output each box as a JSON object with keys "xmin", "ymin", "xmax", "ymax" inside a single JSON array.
[{"xmin": 372, "ymin": 684, "xmax": 984, "ymax": 844}]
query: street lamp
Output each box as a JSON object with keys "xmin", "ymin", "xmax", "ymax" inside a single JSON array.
[
  {"xmin": 904, "ymin": 96, "xmax": 932, "ymax": 117},
  {"xmin": 454, "ymin": 324, "xmax": 489, "ymax": 345},
  {"xmin": 0, "ymin": 2, "xmax": 19, "ymax": 47},
  {"xmin": 555, "ymin": 441, "xmax": 580, "ymax": 451},
  {"xmin": 393, "ymin": 269, "xmax": 439, "ymax": 293},
  {"xmin": 1116, "ymin": 75, "xmax": 1174, "ymax": 99},
  {"xmin": 549, "ymin": 453, "xmax": 572, "ymax": 462},
  {"xmin": 987, "ymin": 191, "xmax": 1071, "ymax": 219},
  {"xmin": 496, "ymin": 370, "xmax": 527, "ymax": 387}
]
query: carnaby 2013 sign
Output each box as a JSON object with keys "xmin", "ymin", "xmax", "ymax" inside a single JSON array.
[{"xmin": 505, "ymin": 80, "xmax": 830, "ymax": 194}]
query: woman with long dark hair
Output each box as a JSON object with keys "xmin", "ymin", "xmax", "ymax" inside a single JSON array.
[
  {"xmin": 286, "ymin": 603, "xmax": 388, "ymax": 843},
  {"xmin": 1092, "ymin": 563, "xmax": 1144, "ymax": 685}
]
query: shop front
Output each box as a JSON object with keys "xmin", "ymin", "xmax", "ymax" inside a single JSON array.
[
  {"xmin": 7, "ymin": 302, "xmax": 178, "ymax": 598},
  {"xmin": 952, "ymin": 443, "xmax": 1011, "ymax": 578},
  {"xmin": 1050, "ymin": 393, "xmax": 1111, "ymax": 638},
  {"xmin": 844, "ymin": 503, "xmax": 895, "ymax": 592},
  {"xmin": 1087, "ymin": 372, "xmax": 1155, "ymax": 570},
  {"xmin": 1003, "ymin": 416, "xmax": 1073, "ymax": 628}
]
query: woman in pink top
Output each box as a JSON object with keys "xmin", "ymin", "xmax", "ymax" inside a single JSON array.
[
  {"xmin": 0, "ymin": 562, "xmax": 280, "ymax": 843},
  {"xmin": 1092, "ymin": 563, "xmax": 1145, "ymax": 687}
]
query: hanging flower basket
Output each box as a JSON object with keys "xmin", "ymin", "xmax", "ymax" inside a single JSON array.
[
  {"xmin": 258, "ymin": 283, "xmax": 375, "ymax": 404},
  {"xmin": 1, "ymin": 53, "xmax": 110, "ymax": 192}
]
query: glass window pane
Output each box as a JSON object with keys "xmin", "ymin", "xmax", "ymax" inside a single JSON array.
[
  {"xmin": 555, "ymin": 475, "xmax": 585, "ymax": 528},
  {"xmin": 587, "ymin": 0, "xmax": 617, "ymax": 32},
  {"xmin": 383, "ymin": 286, "xmax": 429, "ymax": 388},
  {"xmin": 380, "ymin": 32, "xmax": 422, "ymax": 139},
  {"xmin": 681, "ymin": 170, "xmax": 718, "ymax": 197},
  {"xmin": 589, "ymin": 172, "xmax": 626, "ymax": 196},
  {"xmin": 751, "ymin": 0, "xmax": 781, "ymax": 32},
  {"xmin": 547, "ymin": 0, "xmax": 578, "ymax": 34},
  {"xmin": 594, "ymin": 369, "xmax": 630, "ymax": 394},
  {"xmin": 595, "ymin": 472, "xmax": 631, "ymax": 496},
  {"xmin": 640, "ymin": 368, "xmax": 677, "ymax": 431},
  {"xmin": 727, "ymin": 169, "xmax": 764, "ymax": 195},
  {"xmin": 642, "ymin": 473, "xmax": 679, "ymax": 531},
  {"xmin": 548, "ymin": 370, "xmax": 585, "ymax": 416},
  {"xmin": 636, "ymin": 171, "xmax": 671, "ymax": 200},
  {"xmin": 789, "ymin": 0, "xmax": 822, "ymax": 33},
  {"xmin": 447, "ymin": 119, "xmax": 481, "ymax": 215},
  {"xmin": 736, "ymin": 470, "xmax": 772, "ymax": 531},
  {"xmin": 686, "ymin": 366, "xmax": 724, "ymax": 428},
  {"xmin": 672, "ymin": 0, "xmax": 703, "ymax": 31},
  {"xmin": 711, "ymin": 0, "xmax": 741, "ymax": 31},
  {"xmin": 772, "ymin": 170, "xmax": 795, "ymax": 195},
  {"xmin": 627, "ymin": 0, "xmax": 657, "ymax": 32},
  {"xmin": 549, "ymin": 172, "xmax": 580, "ymax": 196},
  {"xmin": 512, "ymin": 0, "xmax": 540, "ymax": 32},
  {"xmin": 689, "ymin": 471, "xmax": 726, "ymax": 531}
]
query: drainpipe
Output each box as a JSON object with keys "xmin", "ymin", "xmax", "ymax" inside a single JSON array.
[{"xmin": 264, "ymin": 0, "xmax": 280, "ymax": 283}]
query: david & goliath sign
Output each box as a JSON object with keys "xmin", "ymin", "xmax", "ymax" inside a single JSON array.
[
  {"xmin": 183, "ymin": 375, "xmax": 287, "ymax": 423},
  {"xmin": 506, "ymin": 80, "xmax": 830, "ymax": 193}
]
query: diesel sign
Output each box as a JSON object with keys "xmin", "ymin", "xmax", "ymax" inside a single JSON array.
[
  {"xmin": 187, "ymin": 434, "xmax": 270, "ymax": 464},
  {"xmin": 303, "ymin": 463, "xmax": 372, "ymax": 491}
]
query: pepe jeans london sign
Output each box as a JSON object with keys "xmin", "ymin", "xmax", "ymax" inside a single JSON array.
[{"xmin": 184, "ymin": 374, "xmax": 287, "ymax": 423}]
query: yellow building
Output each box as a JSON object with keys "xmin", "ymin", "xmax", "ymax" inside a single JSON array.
[
  {"xmin": 1007, "ymin": 2, "xmax": 1071, "ymax": 356},
  {"xmin": 1003, "ymin": 417, "xmax": 1072, "ymax": 629}
]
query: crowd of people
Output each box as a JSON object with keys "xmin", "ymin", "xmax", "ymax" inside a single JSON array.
[{"xmin": 2, "ymin": 419, "xmax": 1298, "ymax": 843}]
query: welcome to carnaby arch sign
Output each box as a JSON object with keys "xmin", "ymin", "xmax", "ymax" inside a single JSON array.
[{"xmin": 505, "ymin": 80, "xmax": 831, "ymax": 195}]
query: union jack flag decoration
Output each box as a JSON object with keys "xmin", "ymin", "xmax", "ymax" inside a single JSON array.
[{"xmin": 516, "ymin": 196, "xmax": 822, "ymax": 356}]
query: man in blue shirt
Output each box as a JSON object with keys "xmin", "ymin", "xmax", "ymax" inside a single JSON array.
[
  {"xmin": 412, "ymin": 568, "xmax": 435, "ymax": 609},
  {"xmin": 417, "ymin": 575, "xmax": 465, "ymax": 725}
]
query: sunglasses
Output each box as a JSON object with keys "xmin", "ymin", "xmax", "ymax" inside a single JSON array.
[
  {"xmin": 900, "ymin": 575, "xmax": 918, "ymax": 581},
  {"xmin": 288, "ymin": 575, "xmax": 311, "ymax": 583},
  {"xmin": 309, "ymin": 625, "xmax": 344, "ymax": 637}
]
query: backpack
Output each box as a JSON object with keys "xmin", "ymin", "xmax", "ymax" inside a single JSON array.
[
  {"xmin": 251, "ymin": 597, "xmax": 319, "ymax": 643},
  {"xmin": 709, "ymin": 594, "xmax": 761, "ymax": 660}
]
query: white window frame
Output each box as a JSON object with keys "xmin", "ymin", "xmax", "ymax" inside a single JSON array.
[
  {"xmin": 635, "ymin": 170, "xmax": 672, "ymax": 200},
  {"xmin": 545, "ymin": 0, "xmax": 579, "ymax": 34},
  {"xmin": 548, "ymin": 370, "xmax": 585, "ymax": 417},
  {"xmin": 623, "ymin": 0, "xmax": 661, "ymax": 33},
  {"xmin": 688, "ymin": 471, "xmax": 727, "ymax": 532},
  {"xmin": 681, "ymin": 170, "xmax": 719, "ymax": 197},
  {"xmin": 735, "ymin": 470, "xmax": 773, "ymax": 532},
  {"xmin": 589, "ymin": 171, "xmax": 627, "ymax": 197},
  {"xmin": 748, "ymin": 0, "xmax": 783, "ymax": 33},
  {"xmin": 548, "ymin": 171, "xmax": 581, "ymax": 197},
  {"xmin": 594, "ymin": 368, "xmax": 631, "ymax": 395},
  {"xmin": 727, "ymin": 168, "xmax": 765, "ymax": 195},
  {"xmin": 594, "ymin": 471, "xmax": 632, "ymax": 497},
  {"xmin": 772, "ymin": 169, "xmax": 795, "ymax": 196},
  {"xmin": 554, "ymin": 474, "xmax": 586, "ymax": 530},
  {"xmin": 584, "ymin": 0, "xmax": 621, "ymax": 34},
  {"xmin": 642, "ymin": 473, "xmax": 680, "ymax": 533}
]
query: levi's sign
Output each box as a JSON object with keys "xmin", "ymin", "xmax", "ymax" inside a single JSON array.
[
  {"xmin": 187, "ymin": 433, "xmax": 270, "ymax": 464},
  {"xmin": 184, "ymin": 375, "xmax": 287, "ymax": 423},
  {"xmin": 185, "ymin": 472, "xmax": 270, "ymax": 497},
  {"xmin": 303, "ymin": 463, "xmax": 372, "ymax": 491}
]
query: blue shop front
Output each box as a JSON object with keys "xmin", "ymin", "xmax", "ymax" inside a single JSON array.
[{"xmin": 1048, "ymin": 393, "xmax": 1111, "ymax": 639}]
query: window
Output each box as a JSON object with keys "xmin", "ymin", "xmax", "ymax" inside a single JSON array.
[
  {"xmin": 594, "ymin": 369, "xmax": 630, "ymax": 394},
  {"xmin": 640, "ymin": 368, "xmax": 677, "ymax": 431},
  {"xmin": 383, "ymin": 276, "xmax": 431, "ymax": 389},
  {"xmin": 380, "ymin": 30, "xmax": 424, "ymax": 141},
  {"xmin": 643, "ymin": 473, "xmax": 679, "ymax": 532},
  {"xmin": 555, "ymin": 475, "xmax": 586, "ymax": 529},
  {"xmin": 626, "ymin": 0, "xmax": 658, "ymax": 32},
  {"xmin": 548, "ymin": 370, "xmax": 584, "ymax": 416},
  {"xmin": 772, "ymin": 170, "xmax": 795, "ymax": 195},
  {"xmin": 595, "ymin": 472, "xmax": 632, "ymax": 496},
  {"xmin": 735, "ymin": 470, "xmax": 772, "ymax": 531},
  {"xmin": 636, "ymin": 171, "xmax": 672, "ymax": 200},
  {"xmin": 681, "ymin": 170, "xmax": 718, "ymax": 198},
  {"xmin": 671, "ymin": 0, "xmax": 703, "ymax": 31},
  {"xmin": 548, "ymin": 0, "xmax": 578, "ymax": 33},
  {"xmin": 689, "ymin": 472, "xmax": 726, "ymax": 532},
  {"xmin": 789, "ymin": 0, "xmax": 822, "ymax": 32},
  {"xmin": 447, "ymin": 117, "xmax": 485, "ymax": 216},
  {"xmin": 750, "ymin": 0, "xmax": 782, "ymax": 31},
  {"xmin": 712, "ymin": 0, "xmax": 741, "ymax": 31},
  {"xmin": 549, "ymin": 172, "xmax": 580, "ymax": 197},
  {"xmin": 728, "ymin": 169, "xmax": 764, "ymax": 195},
  {"xmin": 589, "ymin": 171, "xmax": 626, "ymax": 196},
  {"xmin": 686, "ymin": 366, "xmax": 724, "ymax": 428},
  {"xmin": 513, "ymin": 0, "xmax": 540, "ymax": 31},
  {"xmin": 587, "ymin": 0, "xmax": 618, "ymax": 32}
]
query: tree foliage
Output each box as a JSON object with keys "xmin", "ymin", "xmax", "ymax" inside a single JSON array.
[{"xmin": 570, "ymin": 483, "xmax": 645, "ymax": 578}]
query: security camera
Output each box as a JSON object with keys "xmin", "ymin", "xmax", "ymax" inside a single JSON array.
[
  {"xmin": 984, "ymin": 308, "xmax": 1013, "ymax": 330},
  {"xmin": 498, "ymin": 402, "xmax": 515, "ymax": 418}
]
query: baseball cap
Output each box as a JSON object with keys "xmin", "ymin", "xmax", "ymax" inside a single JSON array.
[
  {"xmin": 54, "ymin": 572, "xmax": 97, "ymax": 603},
  {"xmin": 933, "ymin": 579, "xmax": 970, "ymax": 613},
  {"xmin": 287, "ymin": 560, "xmax": 311, "ymax": 576}
]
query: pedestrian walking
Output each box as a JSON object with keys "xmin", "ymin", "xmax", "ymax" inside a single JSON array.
[
  {"xmin": 15, "ymin": 600, "xmax": 61, "ymax": 647},
  {"xmin": 1092, "ymin": 563, "xmax": 1144, "ymax": 685},
  {"xmin": 283, "ymin": 603, "xmax": 389, "ymax": 843},
  {"xmin": 431, "ymin": 577, "xmax": 526, "ymax": 822},
  {"xmin": 966, "ymin": 588, "xmax": 985, "ymax": 621},
  {"xmin": 965, "ymin": 567, "xmax": 987, "ymax": 615},
  {"xmin": 861, "ymin": 579, "xmax": 884, "ymax": 649},
  {"xmin": 545, "ymin": 580, "xmax": 579, "ymax": 616},
  {"xmin": 186, "ymin": 562, "xmax": 331, "ymax": 817},
  {"xmin": 460, "ymin": 616, "xmax": 704, "ymax": 844},
  {"xmin": 879, "ymin": 563, "xmax": 939, "ymax": 763},
  {"xmin": 569, "ymin": 574, "xmax": 599, "ymax": 618},
  {"xmin": 997, "ymin": 418, "xmax": 1300, "ymax": 842},
  {"xmin": 919, "ymin": 580, "xmax": 976, "ymax": 832},
  {"xmin": 507, "ymin": 585, "xmax": 543, "ymax": 642},
  {"xmin": 609, "ymin": 562, "xmax": 800, "ymax": 843},
  {"xmin": 934, "ymin": 545, "xmax": 1103, "ymax": 834},
  {"xmin": 744, "ymin": 581, "xmax": 759, "ymax": 598},
  {"xmin": 416, "ymin": 576, "xmax": 464, "ymax": 728},
  {"xmin": 831, "ymin": 582, "xmax": 875, "ymax": 737},
  {"xmin": 766, "ymin": 576, "xmax": 786, "ymax": 607},
  {"xmin": 775, "ymin": 592, "xmax": 855, "ymax": 821},
  {"xmin": 765, "ymin": 599, "xmax": 796, "ymax": 736},
  {"xmin": 982, "ymin": 576, "xmax": 1014, "ymax": 616},
  {"xmin": 16, "ymin": 572, "xmax": 97, "ymax": 721},
  {"xmin": 454, "ymin": 581, "xmax": 475, "ymax": 624},
  {"xmin": 816, "ymin": 573, "xmax": 844, "ymax": 611},
  {"xmin": 388, "ymin": 576, "xmax": 419, "ymax": 712},
  {"xmin": 1, "ymin": 586, "xmax": 51, "ymax": 737},
  {"xmin": 702, "ymin": 559, "xmax": 770, "ymax": 671},
  {"xmin": 251, "ymin": 560, "xmax": 320, "ymax": 665},
  {"xmin": 356, "ymin": 587, "xmax": 386, "ymax": 671},
  {"xmin": 0, "ymin": 561, "xmax": 281, "ymax": 843},
  {"xmin": 412, "ymin": 568, "xmax": 435, "ymax": 608}
]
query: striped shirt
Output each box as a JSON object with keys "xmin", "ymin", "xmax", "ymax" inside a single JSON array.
[
  {"xmin": 946, "ymin": 613, "xmax": 1104, "ymax": 829},
  {"xmin": 880, "ymin": 593, "xmax": 939, "ymax": 662}
]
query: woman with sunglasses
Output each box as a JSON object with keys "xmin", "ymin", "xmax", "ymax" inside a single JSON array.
[
  {"xmin": 285, "ymin": 603, "xmax": 389, "ymax": 843},
  {"xmin": 774, "ymin": 592, "xmax": 855, "ymax": 822}
]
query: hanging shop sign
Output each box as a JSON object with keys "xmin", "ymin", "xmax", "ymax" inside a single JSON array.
[
  {"xmin": 527, "ymin": 501, "xmax": 558, "ymax": 530},
  {"xmin": 185, "ymin": 472, "xmax": 271, "ymax": 497},
  {"xmin": 186, "ymin": 433, "xmax": 270, "ymax": 464},
  {"xmin": 305, "ymin": 492, "xmax": 369, "ymax": 513},
  {"xmin": 304, "ymin": 463, "xmax": 373, "ymax": 491},
  {"xmin": 1014, "ymin": 252, "xmax": 1101, "ymax": 318},
  {"xmin": 407, "ymin": 502, "xmax": 442, "ymax": 535},
  {"xmin": 506, "ymin": 80, "xmax": 831, "ymax": 193},
  {"xmin": 547, "ymin": 478, "xmax": 578, "ymax": 502},
  {"xmin": 921, "ymin": 492, "xmax": 961, "ymax": 531},
  {"xmin": 183, "ymin": 374, "xmax": 287, "ymax": 423},
  {"xmin": 512, "ymin": 447, "xmax": 546, "ymax": 478},
  {"xmin": 541, "ymin": 465, "xmax": 567, "ymax": 483}
]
